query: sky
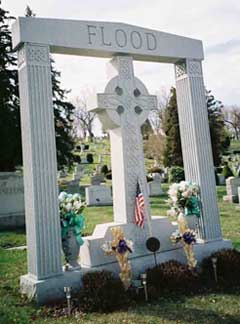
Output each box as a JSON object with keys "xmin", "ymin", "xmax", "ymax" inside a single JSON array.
[{"xmin": 4, "ymin": 0, "xmax": 240, "ymax": 106}]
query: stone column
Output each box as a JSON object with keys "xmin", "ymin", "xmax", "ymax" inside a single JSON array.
[
  {"xmin": 18, "ymin": 43, "xmax": 62, "ymax": 279},
  {"xmin": 175, "ymin": 59, "xmax": 222, "ymax": 241}
]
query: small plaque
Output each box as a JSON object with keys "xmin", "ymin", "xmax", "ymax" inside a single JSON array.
[
  {"xmin": 146, "ymin": 237, "xmax": 160, "ymax": 252},
  {"xmin": 135, "ymin": 106, "xmax": 143, "ymax": 114},
  {"xmin": 117, "ymin": 105, "xmax": 124, "ymax": 114}
]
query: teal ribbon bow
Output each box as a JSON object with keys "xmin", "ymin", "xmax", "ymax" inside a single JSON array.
[
  {"xmin": 185, "ymin": 196, "xmax": 201, "ymax": 218},
  {"xmin": 61, "ymin": 211, "xmax": 85, "ymax": 246}
]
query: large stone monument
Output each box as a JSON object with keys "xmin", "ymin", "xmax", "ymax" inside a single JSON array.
[{"xmin": 12, "ymin": 17, "xmax": 231, "ymax": 304}]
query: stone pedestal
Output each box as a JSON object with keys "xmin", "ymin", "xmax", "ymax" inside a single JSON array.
[
  {"xmin": 0, "ymin": 172, "xmax": 25, "ymax": 228},
  {"xmin": 18, "ymin": 43, "xmax": 63, "ymax": 296},
  {"xmin": 85, "ymin": 185, "xmax": 112, "ymax": 206},
  {"xmin": 80, "ymin": 217, "xmax": 232, "ymax": 282},
  {"xmin": 223, "ymin": 177, "xmax": 240, "ymax": 203}
]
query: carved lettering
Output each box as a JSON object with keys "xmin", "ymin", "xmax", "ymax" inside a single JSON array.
[
  {"xmin": 130, "ymin": 31, "xmax": 143, "ymax": 49},
  {"xmin": 115, "ymin": 29, "xmax": 127, "ymax": 48},
  {"xmin": 146, "ymin": 33, "xmax": 157, "ymax": 50},
  {"xmin": 86, "ymin": 25, "xmax": 158, "ymax": 52},
  {"xmin": 100, "ymin": 26, "xmax": 112, "ymax": 46},
  {"xmin": 87, "ymin": 25, "xmax": 97, "ymax": 44}
]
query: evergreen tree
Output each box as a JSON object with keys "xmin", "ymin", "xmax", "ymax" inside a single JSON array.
[
  {"xmin": 0, "ymin": 2, "xmax": 21, "ymax": 171},
  {"xmin": 162, "ymin": 87, "xmax": 183, "ymax": 167},
  {"xmin": 206, "ymin": 90, "xmax": 229, "ymax": 166},
  {"xmin": 0, "ymin": 4, "xmax": 76, "ymax": 171},
  {"xmin": 162, "ymin": 87, "xmax": 229, "ymax": 167}
]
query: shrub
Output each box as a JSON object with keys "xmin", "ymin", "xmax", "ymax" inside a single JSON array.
[
  {"xmin": 222, "ymin": 162, "xmax": 233, "ymax": 178},
  {"xmin": 200, "ymin": 249, "xmax": 240, "ymax": 287},
  {"xmin": 148, "ymin": 167, "xmax": 164, "ymax": 174},
  {"xmin": 105, "ymin": 171, "xmax": 112, "ymax": 180},
  {"xmin": 101, "ymin": 164, "xmax": 109, "ymax": 174},
  {"xmin": 79, "ymin": 270, "xmax": 128, "ymax": 312},
  {"xmin": 86, "ymin": 153, "xmax": 93, "ymax": 163},
  {"xmin": 146, "ymin": 260, "xmax": 200, "ymax": 296},
  {"xmin": 74, "ymin": 155, "xmax": 81, "ymax": 164},
  {"xmin": 169, "ymin": 167, "xmax": 185, "ymax": 183}
]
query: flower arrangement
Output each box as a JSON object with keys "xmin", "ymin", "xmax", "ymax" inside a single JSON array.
[
  {"xmin": 59, "ymin": 191, "xmax": 85, "ymax": 247},
  {"xmin": 167, "ymin": 181, "xmax": 200, "ymax": 217},
  {"xmin": 102, "ymin": 227, "xmax": 133, "ymax": 290},
  {"xmin": 168, "ymin": 181, "xmax": 200, "ymax": 268}
]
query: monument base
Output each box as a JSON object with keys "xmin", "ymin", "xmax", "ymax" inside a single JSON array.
[{"xmin": 20, "ymin": 238, "xmax": 232, "ymax": 305}]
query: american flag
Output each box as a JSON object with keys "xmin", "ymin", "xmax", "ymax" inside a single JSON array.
[{"xmin": 134, "ymin": 182, "xmax": 145, "ymax": 228}]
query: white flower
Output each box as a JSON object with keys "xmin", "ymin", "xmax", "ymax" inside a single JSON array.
[
  {"xmin": 58, "ymin": 191, "xmax": 67, "ymax": 202},
  {"xmin": 72, "ymin": 193, "xmax": 81, "ymax": 201},
  {"xmin": 65, "ymin": 202, "xmax": 72, "ymax": 212},
  {"xmin": 179, "ymin": 181, "xmax": 189, "ymax": 192},
  {"xmin": 182, "ymin": 190, "xmax": 191, "ymax": 198}
]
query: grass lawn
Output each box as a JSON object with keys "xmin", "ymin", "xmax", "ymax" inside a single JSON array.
[{"xmin": 0, "ymin": 185, "xmax": 240, "ymax": 323}]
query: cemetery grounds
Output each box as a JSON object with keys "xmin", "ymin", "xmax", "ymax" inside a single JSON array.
[{"xmin": 0, "ymin": 140, "xmax": 240, "ymax": 323}]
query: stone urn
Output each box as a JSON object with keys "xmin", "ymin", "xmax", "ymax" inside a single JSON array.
[{"xmin": 62, "ymin": 228, "xmax": 81, "ymax": 270}]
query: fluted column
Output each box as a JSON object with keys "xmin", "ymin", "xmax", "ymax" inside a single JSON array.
[
  {"xmin": 175, "ymin": 59, "xmax": 222, "ymax": 241},
  {"xmin": 18, "ymin": 43, "xmax": 62, "ymax": 279}
]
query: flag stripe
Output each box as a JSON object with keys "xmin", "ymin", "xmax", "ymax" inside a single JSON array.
[{"xmin": 134, "ymin": 182, "xmax": 145, "ymax": 228}]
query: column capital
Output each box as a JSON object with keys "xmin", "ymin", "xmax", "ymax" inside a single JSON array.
[
  {"xmin": 175, "ymin": 59, "xmax": 203, "ymax": 80},
  {"xmin": 18, "ymin": 43, "xmax": 50, "ymax": 69}
]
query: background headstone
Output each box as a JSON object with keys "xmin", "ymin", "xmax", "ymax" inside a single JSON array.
[
  {"xmin": 223, "ymin": 177, "xmax": 240, "ymax": 203},
  {"xmin": 148, "ymin": 173, "xmax": 164, "ymax": 196},
  {"xmin": 0, "ymin": 172, "xmax": 25, "ymax": 228},
  {"xmin": 85, "ymin": 185, "xmax": 112, "ymax": 206}
]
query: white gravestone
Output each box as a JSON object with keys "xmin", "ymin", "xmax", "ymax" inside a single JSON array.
[
  {"xmin": 12, "ymin": 17, "xmax": 232, "ymax": 304},
  {"xmin": 0, "ymin": 172, "xmax": 25, "ymax": 228},
  {"xmin": 148, "ymin": 173, "xmax": 164, "ymax": 196},
  {"xmin": 223, "ymin": 177, "xmax": 240, "ymax": 203},
  {"xmin": 85, "ymin": 185, "xmax": 112, "ymax": 206}
]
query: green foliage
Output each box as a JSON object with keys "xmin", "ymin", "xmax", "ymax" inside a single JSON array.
[
  {"xmin": 169, "ymin": 166, "xmax": 185, "ymax": 183},
  {"xmin": 222, "ymin": 162, "xmax": 234, "ymax": 178},
  {"xmin": 162, "ymin": 88, "xmax": 229, "ymax": 167},
  {"xmin": 201, "ymin": 249, "xmax": 240, "ymax": 287},
  {"xmin": 79, "ymin": 271, "xmax": 128, "ymax": 312},
  {"xmin": 0, "ymin": 4, "xmax": 76, "ymax": 171},
  {"xmin": 146, "ymin": 260, "xmax": 200, "ymax": 296},
  {"xmin": 207, "ymin": 90, "xmax": 230, "ymax": 166},
  {"xmin": 50, "ymin": 59, "xmax": 76, "ymax": 169},
  {"xmin": 141, "ymin": 118, "xmax": 153, "ymax": 140},
  {"xmin": 101, "ymin": 164, "xmax": 109, "ymax": 174},
  {"xmin": 162, "ymin": 87, "xmax": 183, "ymax": 167},
  {"xmin": 0, "ymin": 3, "xmax": 22, "ymax": 171}
]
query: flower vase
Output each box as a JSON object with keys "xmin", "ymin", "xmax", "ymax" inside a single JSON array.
[{"xmin": 62, "ymin": 227, "xmax": 81, "ymax": 270}]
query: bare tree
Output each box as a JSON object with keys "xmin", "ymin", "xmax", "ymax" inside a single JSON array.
[
  {"xmin": 149, "ymin": 87, "xmax": 170, "ymax": 134},
  {"xmin": 223, "ymin": 105, "xmax": 240, "ymax": 140},
  {"xmin": 71, "ymin": 88, "xmax": 97, "ymax": 141}
]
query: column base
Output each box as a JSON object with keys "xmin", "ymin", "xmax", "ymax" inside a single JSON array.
[{"xmin": 20, "ymin": 271, "xmax": 85, "ymax": 305}]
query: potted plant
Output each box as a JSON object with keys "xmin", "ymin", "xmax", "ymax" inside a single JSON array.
[{"xmin": 58, "ymin": 192, "xmax": 85, "ymax": 270}]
